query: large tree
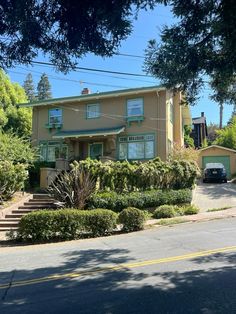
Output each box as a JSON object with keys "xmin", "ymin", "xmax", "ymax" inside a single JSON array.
[
  {"xmin": 0, "ymin": 0, "xmax": 156, "ymax": 71},
  {"xmin": 37, "ymin": 73, "xmax": 52, "ymax": 100},
  {"xmin": 214, "ymin": 117, "xmax": 236, "ymax": 150},
  {"xmin": 145, "ymin": 0, "xmax": 236, "ymax": 105},
  {"xmin": 23, "ymin": 73, "xmax": 36, "ymax": 102},
  {"xmin": 0, "ymin": 69, "xmax": 32, "ymax": 137}
]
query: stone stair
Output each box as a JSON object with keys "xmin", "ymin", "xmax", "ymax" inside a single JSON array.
[{"xmin": 0, "ymin": 194, "xmax": 57, "ymax": 231}]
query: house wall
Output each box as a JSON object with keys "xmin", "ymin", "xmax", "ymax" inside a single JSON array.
[
  {"xmin": 173, "ymin": 92, "xmax": 184, "ymax": 146},
  {"xmin": 32, "ymin": 89, "xmax": 186, "ymax": 161},
  {"xmin": 198, "ymin": 146, "xmax": 236, "ymax": 175}
]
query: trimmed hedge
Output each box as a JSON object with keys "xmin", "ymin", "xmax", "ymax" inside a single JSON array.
[
  {"xmin": 87, "ymin": 189, "xmax": 192, "ymax": 212},
  {"xmin": 119, "ymin": 207, "xmax": 146, "ymax": 232},
  {"xmin": 17, "ymin": 209, "xmax": 117, "ymax": 241},
  {"xmin": 153, "ymin": 205, "xmax": 176, "ymax": 219}
]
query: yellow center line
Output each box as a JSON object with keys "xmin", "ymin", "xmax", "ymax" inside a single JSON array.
[{"xmin": 0, "ymin": 245, "xmax": 236, "ymax": 290}]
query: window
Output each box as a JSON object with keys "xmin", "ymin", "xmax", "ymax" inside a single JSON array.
[
  {"xmin": 118, "ymin": 134, "xmax": 155, "ymax": 160},
  {"xmin": 49, "ymin": 108, "xmax": 62, "ymax": 125},
  {"xmin": 87, "ymin": 104, "xmax": 100, "ymax": 119},
  {"xmin": 39, "ymin": 142, "xmax": 68, "ymax": 162},
  {"xmin": 127, "ymin": 98, "xmax": 143, "ymax": 117}
]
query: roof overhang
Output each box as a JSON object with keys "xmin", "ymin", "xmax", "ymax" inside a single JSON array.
[
  {"xmin": 19, "ymin": 85, "xmax": 166, "ymax": 108},
  {"xmin": 199, "ymin": 145, "xmax": 236, "ymax": 153},
  {"xmin": 52, "ymin": 126, "xmax": 125, "ymax": 139}
]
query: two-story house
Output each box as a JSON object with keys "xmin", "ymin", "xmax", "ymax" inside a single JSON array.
[{"xmin": 20, "ymin": 85, "xmax": 191, "ymax": 164}]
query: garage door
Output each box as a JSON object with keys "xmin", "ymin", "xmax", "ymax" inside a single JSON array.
[{"xmin": 202, "ymin": 156, "xmax": 231, "ymax": 178}]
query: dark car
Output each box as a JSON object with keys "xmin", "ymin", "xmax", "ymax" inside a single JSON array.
[{"xmin": 203, "ymin": 163, "xmax": 227, "ymax": 183}]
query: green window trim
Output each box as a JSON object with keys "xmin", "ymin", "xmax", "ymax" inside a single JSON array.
[
  {"xmin": 118, "ymin": 133, "xmax": 155, "ymax": 161},
  {"xmin": 86, "ymin": 103, "xmax": 101, "ymax": 119},
  {"xmin": 46, "ymin": 108, "xmax": 63, "ymax": 129},
  {"xmin": 126, "ymin": 98, "xmax": 144, "ymax": 125},
  {"xmin": 39, "ymin": 141, "xmax": 68, "ymax": 162}
]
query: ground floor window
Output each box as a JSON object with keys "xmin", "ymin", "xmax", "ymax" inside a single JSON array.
[
  {"xmin": 118, "ymin": 134, "xmax": 155, "ymax": 160},
  {"xmin": 39, "ymin": 141, "xmax": 68, "ymax": 162}
]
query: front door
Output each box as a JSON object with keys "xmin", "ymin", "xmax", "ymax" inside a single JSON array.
[{"xmin": 89, "ymin": 143, "xmax": 103, "ymax": 159}]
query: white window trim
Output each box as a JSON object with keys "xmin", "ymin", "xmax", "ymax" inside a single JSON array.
[{"xmin": 86, "ymin": 103, "xmax": 100, "ymax": 119}]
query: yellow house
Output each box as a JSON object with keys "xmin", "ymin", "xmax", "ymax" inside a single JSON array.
[{"xmin": 20, "ymin": 85, "xmax": 191, "ymax": 163}]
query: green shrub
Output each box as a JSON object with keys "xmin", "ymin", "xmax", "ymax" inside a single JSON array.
[
  {"xmin": 16, "ymin": 208, "xmax": 117, "ymax": 242},
  {"xmin": 119, "ymin": 207, "xmax": 146, "ymax": 232},
  {"xmin": 88, "ymin": 189, "xmax": 192, "ymax": 212},
  {"xmin": 0, "ymin": 161, "xmax": 28, "ymax": 200},
  {"xmin": 153, "ymin": 205, "xmax": 177, "ymax": 219},
  {"xmin": 84, "ymin": 209, "xmax": 118, "ymax": 237},
  {"xmin": 181, "ymin": 205, "xmax": 199, "ymax": 215}
]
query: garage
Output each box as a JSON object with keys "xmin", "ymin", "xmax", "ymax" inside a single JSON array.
[{"xmin": 198, "ymin": 145, "xmax": 236, "ymax": 179}]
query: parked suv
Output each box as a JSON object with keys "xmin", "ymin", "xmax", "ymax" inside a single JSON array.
[{"xmin": 203, "ymin": 163, "xmax": 227, "ymax": 183}]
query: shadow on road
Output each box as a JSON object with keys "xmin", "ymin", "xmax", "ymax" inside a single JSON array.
[{"xmin": 1, "ymin": 250, "xmax": 236, "ymax": 313}]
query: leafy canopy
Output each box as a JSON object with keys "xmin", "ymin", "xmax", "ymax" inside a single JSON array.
[
  {"xmin": 0, "ymin": 0, "xmax": 157, "ymax": 72},
  {"xmin": 214, "ymin": 117, "xmax": 236, "ymax": 150},
  {"xmin": 0, "ymin": 132, "xmax": 36, "ymax": 164},
  {"xmin": 0, "ymin": 69, "xmax": 32, "ymax": 137},
  {"xmin": 145, "ymin": 0, "xmax": 236, "ymax": 105}
]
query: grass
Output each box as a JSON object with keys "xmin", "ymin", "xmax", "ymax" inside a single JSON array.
[
  {"xmin": 156, "ymin": 217, "xmax": 187, "ymax": 226},
  {"xmin": 207, "ymin": 206, "xmax": 232, "ymax": 212}
]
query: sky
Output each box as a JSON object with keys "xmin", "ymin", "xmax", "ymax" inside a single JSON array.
[{"xmin": 6, "ymin": 4, "xmax": 233, "ymax": 126}]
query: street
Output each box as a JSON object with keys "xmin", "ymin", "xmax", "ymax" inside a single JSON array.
[{"xmin": 1, "ymin": 218, "xmax": 236, "ymax": 314}]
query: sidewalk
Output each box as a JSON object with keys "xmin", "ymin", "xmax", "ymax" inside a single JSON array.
[{"xmin": 1, "ymin": 207, "xmax": 236, "ymax": 242}]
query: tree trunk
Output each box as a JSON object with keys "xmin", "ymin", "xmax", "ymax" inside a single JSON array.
[{"xmin": 219, "ymin": 103, "xmax": 223, "ymax": 129}]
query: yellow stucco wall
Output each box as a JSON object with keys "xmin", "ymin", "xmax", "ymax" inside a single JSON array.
[
  {"xmin": 198, "ymin": 146, "xmax": 236, "ymax": 175},
  {"xmin": 32, "ymin": 89, "xmax": 186, "ymax": 161}
]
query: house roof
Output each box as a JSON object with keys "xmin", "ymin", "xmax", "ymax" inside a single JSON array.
[
  {"xmin": 52, "ymin": 126, "xmax": 125, "ymax": 139},
  {"xmin": 192, "ymin": 116, "xmax": 206, "ymax": 124},
  {"xmin": 199, "ymin": 145, "xmax": 236, "ymax": 153},
  {"xmin": 19, "ymin": 85, "xmax": 165, "ymax": 108}
]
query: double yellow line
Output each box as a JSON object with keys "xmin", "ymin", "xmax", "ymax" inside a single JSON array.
[{"xmin": 1, "ymin": 245, "xmax": 236, "ymax": 290}]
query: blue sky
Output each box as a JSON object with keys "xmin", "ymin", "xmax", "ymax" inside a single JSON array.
[{"xmin": 7, "ymin": 4, "xmax": 233, "ymax": 126}]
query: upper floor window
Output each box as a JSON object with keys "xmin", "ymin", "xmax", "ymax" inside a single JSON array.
[
  {"xmin": 49, "ymin": 108, "xmax": 62, "ymax": 125},
  {"xmin": 127, "ymin": 98, "xmax": 144, "ymax": 117},
  {"xmin": 87, "ymin": 104, "xmax": 100, "ymax": 119}
]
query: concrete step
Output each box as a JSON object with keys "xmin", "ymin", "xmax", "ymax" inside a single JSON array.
[
  {"xmin": 0, "ymin": 227, "xmax": 18, "ymax": 231},
  {"xmin": 33, "ymin": 194, "xmax": 52, "ymax": 200},
  {"xmin": 28, "ymin": 199, "xmax": 55, "ymax": 203},
  {"xmin": 12, "ymin": 209, "xmax": 34, "ymax": 214},
  {"xmin": 5, "ymin": 213, "xmax": 25, "ymax": 219},
  {"xmin": 18, "ymin": 204, "xmax": 57, "ymax": 210},
  {"xmin": 0, "ymin": 220, "xmax": 20, "ymax": 227}
]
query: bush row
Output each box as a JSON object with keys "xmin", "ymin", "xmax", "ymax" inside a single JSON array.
[
  {"xmin": 87, "ymin": 189, "xmax": 192, "ymax": 212},
  {"xmin": 71, "ymin": 158, "xmax": 199, "ymax": 192},
  {"xmin": 16, "ymin": 207, "xmax": 146, "ymax": 242},
  {"xmin": 153, "ymin": 204, "xmax": 199, "ymax": 219}
]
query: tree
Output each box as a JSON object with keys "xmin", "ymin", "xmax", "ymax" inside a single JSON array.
[
  {"xmin": 214, "ymin": 117, "xmax": 236, "ymax": 150},
  {"xmin": 0, "ymin": 0, "xmax": 156, "ymax": 72},
  {"xmin": 183, "ymin": 125, "xmax": 194, "ymax": 148},
  {"xmin": 0, "ymin": 69, "xmax": 32, "ymax": 137},
  {"xmin": 37, "ymin": 73, "xmax": 52, "ymax": 100},
  {"xmin": 145, "ymin": 0, "xmax": 236, "ymax": 105},
  {"xmin": 23, "ymin": 73, "xmax": 36, "ymax": 102},
  {"xmin": 207, "ymin": 122, "xmax": 219, "ymax": 145}
]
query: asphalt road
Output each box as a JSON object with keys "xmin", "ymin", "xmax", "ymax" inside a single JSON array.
[{"xmin": 1, "ymin": 218, "xmax": 236, "ymax": 314}]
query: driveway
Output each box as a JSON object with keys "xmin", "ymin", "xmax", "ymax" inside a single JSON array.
[{"xmin": 192, "ymin": 181, "xmax": 236, "ymax": 211}]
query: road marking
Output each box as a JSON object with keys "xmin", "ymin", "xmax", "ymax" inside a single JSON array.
[{"xmin": 0, "ymin": 245, "xmax": 236, "ymax": 290}]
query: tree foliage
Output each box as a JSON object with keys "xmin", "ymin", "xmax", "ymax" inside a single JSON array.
[
  {"xmin": 145, "ymin": 0, "xmax": 236, "ymax": 105},
  {"xmin": 0, "ymin": 69, "xmax": 32, "ymax": 137},
  {"xmin": 37, "ymin": 73, "xmax": 52, "ymax": 100},
  {"xmin": 0, "ymin": 0, "xmax": 157, "ymax": 71},
  {"xmin": 214, "ymin": 117, "xmax": 236, "ymax": 150},
  {"xmin": 23, "ymin": 73, "xmax": 36, "ymax": 102}
]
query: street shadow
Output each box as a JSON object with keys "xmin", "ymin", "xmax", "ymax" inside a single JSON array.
[
  {"xmin": 0, "ymin": 248, "xmax": 236, "ymax": 313},
  {"xmin": 195, "ymin": 181, "xmax": 236, "ymax": 201}
]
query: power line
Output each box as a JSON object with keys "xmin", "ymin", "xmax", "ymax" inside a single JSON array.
[{"xmin": 30, "ymin": 60, "xmax": 152, "ymax": 78}]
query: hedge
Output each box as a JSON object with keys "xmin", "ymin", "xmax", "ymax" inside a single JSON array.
[
  {"xmin": 17, "ymin": 209, "xmax": 118, "ymax": 241},
  {"xmin": 119, "ymin": 207, "xmax": 146, "ymax": 232},
  {"xmin": 87, "ymin": 189, "xmax": 192, "ymax": 212}
]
